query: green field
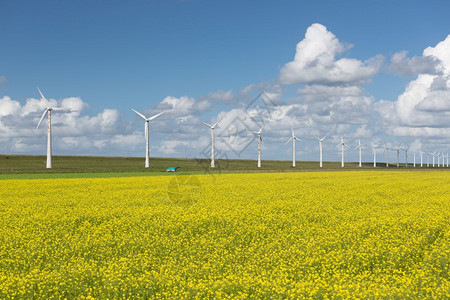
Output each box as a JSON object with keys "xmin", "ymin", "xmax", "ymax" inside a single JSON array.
[{"xmin": 1, "ymin": 154, "xmax": 444, "ymax": 179}]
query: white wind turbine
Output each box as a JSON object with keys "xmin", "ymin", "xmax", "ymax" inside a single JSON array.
[
  {"xmin": 432, "ymin": 152, "xmax": 436, "ymax": 167},
  {"xmin": 400, "ymin": 146, "xmax": 410, "ymax": 168},
  {"xmin": 314, "ymin": 136, "xmax": 327, "ymax": 168},
  {"xmin": 35, "ymin": 87, "xmax": 74, "ymax": 169},
  {"xmin": 419, "ymin": 150, "xmax": 425, "ymax": 167},
  {"xmin": 201, "ymin": 118, "xmax": 222, "ymax": 168},
  {"xmin": 427, "ymin": 152, "xmax": 430, "ymax": 167},
  {"xmin": 253, "ymin": 126, "xmax": 264, "ymax": 168},
  {"xmin": 395, "ymin": 146, "xmax": 401, "ymax": 167},
  {"xmin": 336, "ymin": 137, "xmax": 347, "ymax": 168},
  {"xmin": 446, "ymin": 153, "xmax": 449, "ymax": 167},
  {"xmin": 355, "ymin": 139, "xmax": 365, "ymax": 168},
  {"xmin": 132, "ymin": 109, "xmax": 164, "ymax": 168},
  {"xmin": 413, "ymin": 152, "xmax": 416, "ymax": 168},
  {"xmin": 286, "ymin": 129, "xmax": 301, "ymax": 167},
  {"xmin": 372, "ymin": 144, "xmax": 378, "ymax": 167},
  {"xmin": 384, "ymin": 144, "xmax": 391, "ymax": 167}
]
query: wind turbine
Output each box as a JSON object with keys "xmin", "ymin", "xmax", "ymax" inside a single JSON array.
[
  {"xmin": 355, "ymin": 139, "xmax": 365, "ymax": 168},
  {"xmin": 432, "ymin": 152, "xmax": 436, "ymax": 167},
  {"xmin": 286, "ymin": 129, "xmax": 301, "ymax": 167},
  {"xmin": 383, "ymin": 144, "xmax": 391, "ymax": 167},
  {"xmin": 413, "ymin": 152, "xmax": 416, "ymax": 168},
  {"xmin": 35, "ymin": 87, "xmax": 73, "ymax": 169},
  {"xmin": 252, "ymin": 126, "xmax": 264, "ymax": 168},
  {"xmin": 201, "ymin": 118, "xmax": 222, "ymax": 168},
  {"xmin": 419, "ymin": 150, "xmax": 424, "ymax": 167},
  {"xmin": 314, "ymin": 136, "xmax": 326, "ymax": 168},
  {"xmin": 427, "ymin": 152, "xmax": 430, "ymax": 167},
  {"xmin": 395, "ymin": 146, "xmax": 400, "ymax": 167},
  {"xmin": 446, "ymin": 153, "xmax": 449, "ymax": 167},
  {"xmin": 132, "ymin": 109, "xmax": 164, "ymax": 168},
  {"xmin": 400, "ymin": 146, "xmax": 410, "ymax": 168},
  {"xmin": 336, "ymin": 137, "xmax": 347, "ymax": 168},
  {"xmin": 372, "ymin": 144, "xmax": 378, "ymax": 167}
]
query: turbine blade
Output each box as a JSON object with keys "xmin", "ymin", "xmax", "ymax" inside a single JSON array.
[
  {"xmin": 52, "ymin": 107, "xmax": 72, "ymax": 111},
  {"xmin": 321, "ymin": 136, "xmax": 327, "ymax": 141},
  {"xmin": 201, "ymin": 121, "xmax": 212, "ymax": 128},
  {"xmin": 36, "ymin": 109, "xmax": 48, "ymax": 129},
  {"xmin": 286, "ymin": 137, "xmax": 293, "ymax": 144},
  {"xmin": 148, "ymin": 111, "xmax": 164, "ymax": 121},
  {"xmin": 131, "ymin": 109, "xmax": 148, "ymax": 121},
  {"xmin": 37, "ymin": 87, "xmax": 48, "ymax": 101},
  {"xmin": 212, "ymin": 118, "xmax": 222, "ymax": 128}
]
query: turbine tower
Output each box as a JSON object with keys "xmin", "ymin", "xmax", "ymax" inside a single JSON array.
[
  {"xmin": 201, "ymin": 118, "xmax": 222, "ymax": 168},
  {"xmin": 372, "ymin": 144, "xmax": 378, "ymax": 167},
  {"xmin": 314, "ymin": 136, "xmax": 326, "ymax": 168},
  {"xmin": 253, "ymin": 126, "xmax": 264, "ymax": 168},
  {"xmin": 384, "ymin": 144, "xmax": 391, "ymax": 167},
  {"xmin": 419, "ymin": 150, "xmax": 424, "ymax": 167},
  {"xmin": 286, "ymin": 129, "xmax": 301, "ymax": 167},
  {"xmin": 432, "ymin": 152, "xmax": 436, "ymax": 167},
  {"xmin": 413, "ymin": 152, "xmax": 416, "ymax": 168},
  {"xmin": 132, "ymin": 109, "xmax": 164, "ymax": 168},
  {"xmin": 35, "ymin": 87, "xmax": 73, "ymax": 169},
  {"xmin": 336, "ymin": 137, "xmax": 346, "ymax": 168},
  {"xmin": 400, "ymin": 146, "xmax": 410, "ymax": 168},
  {"xmin": 395, "ymin": 146, "xmax": 400, "ymax": 167},
  {"xmin": 355, "ymin": 139, "xmax": 365, "ymax": 168}
]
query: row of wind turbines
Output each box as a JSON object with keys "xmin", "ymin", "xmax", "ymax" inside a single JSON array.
[
  {"xmin": 202, "ymin": 123, "xmax": 450, "ymax": 169},
  {"xmin": 35, "ymin": 87, "xmax": 449, "ymax": 169}
]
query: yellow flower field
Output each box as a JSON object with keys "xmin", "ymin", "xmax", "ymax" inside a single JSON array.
[{"xmin": 0, "ymin": 171, "xmax": 449, "ymax": 298}]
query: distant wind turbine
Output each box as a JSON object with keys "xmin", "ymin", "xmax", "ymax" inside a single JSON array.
[
  {"xmin": 419, "ymin": 150, "xmax": 424, "ymax": 167},
  {"xmin": 286, "ymin": 129, "xmax": 301, "ymax": 167},
  {"xmin": 430, "ymin": 152, "xmax": 436, "ymax": 168},
  {"xmin": 201, "ymin": 118, "xmax": 222, "ymax": 168},
  {"xmin": 132, "ymin": 109, "xmax": 164, "ymax": 168},
  {"xmin": 355, "ymin": 139, "xmax": 365, "ymax": 168},
  {"xmin": 314, "ymin": 136, "xmax": 326, "ymax": 168},
  {"xmin": 384, "ymin": 144, "xmax": 391, "ymax": 167},
  {"xmin": 395, "ymin": 146, "xmax": 400, "ymax": 167},
  {"xmin": 336, "ymin": 137, "xmax": 347, "ymax": 168},
  {"xmin": 253, "ymin": 126, "xmax": 264, "ymax": 168},
  {"xmin": 372, "ymin": 144, "xmax": 378, "ymax": 168},
  {"xmin": 35, "ymin": 87, "xmax": 73, "ymax": 169},
  {"xmin": 400, "ymin": 146, "xmax": 410, "ymax": 168}
]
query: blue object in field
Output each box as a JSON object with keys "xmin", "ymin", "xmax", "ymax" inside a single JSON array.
[{"xmin": 166, "ymin": 167, "xmax": 178, "ymax": 172}]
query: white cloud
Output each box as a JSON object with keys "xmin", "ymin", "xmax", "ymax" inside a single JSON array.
[
  {"xmin": 0, "ymin": 95, "xmax": 139, "ymax": 155},
  {"xmin": 381, "ymin": 35, "xmax": 450, "ymax": 136},
  {"xmin": 201, "ymin": 89, "xmax": 235, "ymax": 103},
  {"xmin": 279, "ymin": 23, "xmax": 384, "ymax": 85},
  {"xmin": 389, "ymin": 50, "xmax": 440, "ymax": 76},
  {"xmin": 0, "ymin": 96, "xmax": 21, "ymax": 117}
]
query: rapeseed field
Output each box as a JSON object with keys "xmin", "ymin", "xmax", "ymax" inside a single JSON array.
[{"xmin": 0, "ymin": 171, "xmax": 448, "ymax": 298}]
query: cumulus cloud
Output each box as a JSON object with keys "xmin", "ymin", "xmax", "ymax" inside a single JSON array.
[
  {"xmin": 379, "ymin": 34, "xmax": 450, "ymax": 138},
  {"xmin": 200, "ymin": 89, "xmax": 235, "ymax": 104},
  {"xmin": 279, "ymin": 23, "xmax": 384, "ymax": 85},
  {"xmin": 389, "ymin": 51, "xmax": 440, "ymax": 76},
  {"xmin": 0, "ymin": 95, "xmax": 139, "ymax": 155}
]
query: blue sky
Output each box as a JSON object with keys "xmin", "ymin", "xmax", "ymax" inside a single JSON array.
[{"xmin": 1, "ymin": 0, "xmax": 450, "ymax": 163}]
